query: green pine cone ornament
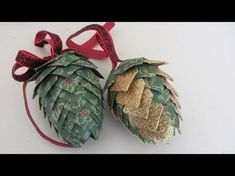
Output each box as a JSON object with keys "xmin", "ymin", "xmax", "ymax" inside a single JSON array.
[
  {"xmin": 104, "ymin": 58, "xmax": 182, "ymax": 144},
  {"xmin": 30, "ymin": 52, "xmax": 104, "ymax": 147}
]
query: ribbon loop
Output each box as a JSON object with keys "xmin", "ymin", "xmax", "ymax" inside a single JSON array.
[
  {"xmin": 12, "ymin": 63, "xmax": 36, "ymax": 82},
  {"xmin": 12, "ymin": 30, "xmax": 63, "ymax": 82},
  {"xmin": 66, "ymin": 22, "xmax": 121, "ymax": 68},
  {"xmin": 81, "ymin": 22, "xmax": 115, "ymax": 49},
  {"xmin": 12, "ymin": 50, "xmax": 50, "ymax": 82},
  {"xmin": 34, "ymin": 30, "xmax": 63, "ymax": 57}
]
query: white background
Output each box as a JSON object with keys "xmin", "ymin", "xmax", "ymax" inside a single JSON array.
[{"xmin": 0, "ymin": 22, "xmax": 235, "ymax": 154}]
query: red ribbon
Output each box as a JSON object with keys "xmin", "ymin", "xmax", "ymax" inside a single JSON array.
[
  {"xmin": 12, "ymin": 22, "xmax": 119, "ymax": 82},
  {"xmin": 66, "ymin": 22, "xmax": 121, "ymax": 68},
  {"xmin": 11, "ymin": 22, "xmax": 120, "ymax": 147}
]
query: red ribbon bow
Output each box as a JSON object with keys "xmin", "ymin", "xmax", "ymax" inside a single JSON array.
[
  {"xmin": 12, "ymin": 22, "xmax": 120, "ymax": 82},
  {"xmin": 11, "ymin": 22, "xmax": 120, "ymax": 147}
]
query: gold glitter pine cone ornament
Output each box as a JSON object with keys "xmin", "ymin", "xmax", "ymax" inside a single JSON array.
[
  {"xmin": 11, "ymin": 23, "xmax": 115, "ymax": 147},
  {"xmin": 102, "ymin": 27, "xmax": 182, "ymax": 144}
]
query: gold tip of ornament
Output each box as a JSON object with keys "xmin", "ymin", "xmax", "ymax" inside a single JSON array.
[
  {"xmin": 157, "ymin": 125, "xmax": 174, "ymax": 144},
  {"xmin": 164, "ymin": 79, "xmax": 179, "ymax": 97},
  {"xmin": 111, "ymin": 68, "xmax": 138, "ymax": 92},
  {"xmin": 156, "ymin": 68, "xmax": 174, "ymax": 81},
  {"xmin": 116, "ymin": 79, "xmax": 145, "ymax": 108},
  {"xmin": 145, "ymin": 59, "xmax": 168, "ymax": 66},
  {"xmin": 127, "ymin": 103, "xmax": 163, "ymax": 132},
  {"xmin": 123, "ymin": 88, "xmax": 153, "ymax": 119}
]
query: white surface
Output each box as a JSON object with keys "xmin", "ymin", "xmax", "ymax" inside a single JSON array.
[{"xmin": 0, "ymin": 22, "xmax": 235, "ymax": 154}]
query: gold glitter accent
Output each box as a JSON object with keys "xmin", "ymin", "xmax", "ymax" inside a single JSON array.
[
  {"xmin": 139, "ymin": 115, "xmax": 172, "ymax": 142},
  {"xmin": 144, "ymin": 59, "xmax": 168, "ymax": 66},
  {"xmin": 156, "ymin": 115, "xmax": 171, "ymax": 132},
  {"xmin": 128, "ymin": 103, "xmax": 163, "ymax": 132},
  {"xmin": 156, "ymin": 68, "xmax": 174, "ymax": 81},
  {"xmin": 111, "ymin": 68, "xmax": 138, "ymax": 92},
  {"xmin": 123, "ymin": 88, "xmax": 153, "ymax": 119},
  {"xmin": 169, "ymin": 91, "xmax": 181, "ymax": 109},
  {"xmin": 164, "ymin": 79, "xmax": 179, "ymax": 97},
  {"xmin": 157, "ymin": 126, "xmax": 174, "ymax": 144},
  {"xmin": 116, "ymin": 79, "xmax": 145, "ymax": 108}
]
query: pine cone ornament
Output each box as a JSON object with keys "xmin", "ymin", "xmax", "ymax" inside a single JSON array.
[
  {"xmin": 104, "ymin": 58, "xmax": 182, "ymax": 144},
  {"xmin": 30, "ymin": 52, "xmax": 103, "ymax": 147},
  {"xmin": 11, "ymin": 24, "xmax": 116, "ymax": 147}
]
